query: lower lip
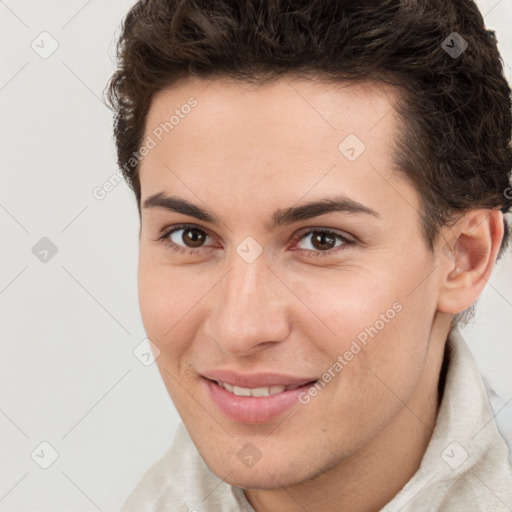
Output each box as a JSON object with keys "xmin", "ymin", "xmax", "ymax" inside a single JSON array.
[{"xmin": 203, "ymin": 378, "xmax": 316, "ymax": 424}]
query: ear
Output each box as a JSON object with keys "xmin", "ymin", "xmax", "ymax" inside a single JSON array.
[{"xmin": 437, "ymin": 209, "xmax": 504, "ymax": 314}]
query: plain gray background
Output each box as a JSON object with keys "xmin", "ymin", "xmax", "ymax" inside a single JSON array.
[{"xmin": 1, "ymin": 1, "xmax": 511, "ymax": 510}]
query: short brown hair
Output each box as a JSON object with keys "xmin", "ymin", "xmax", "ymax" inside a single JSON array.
[{"xmin": 105, "ymin": 0, "xmax": 512, "ymax": 255}]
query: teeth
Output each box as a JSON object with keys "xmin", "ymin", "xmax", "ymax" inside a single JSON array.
[
  {"xmin": 251, "ymin": 386, "xmax": 272, "ymax": 397},
  {"xmin": 217, "ymin": 382, "xmax": 291, "ymax": 397},
  {"xmin": 233, "ymin": 385, "xmax": 251, "ymax": 397},
  {"xmin": 223, "ymin": 382, "xmax": 234, "ymax": 393},
  {"xmin": 269, "ymin": 385, "xmax": 286, "ymax": 395}
]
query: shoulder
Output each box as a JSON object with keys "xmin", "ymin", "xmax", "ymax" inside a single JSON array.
[{"xmin": 382, "ymin": 328, "xmax": 512, "ymax": 511}]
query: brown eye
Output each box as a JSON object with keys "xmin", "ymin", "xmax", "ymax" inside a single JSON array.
[
  {"xmin": 297, "ymin": 229, "xmax": 348, "ymax": 253},
  {"xmin": 310, "ymin": 231, "xmax": 337, "ymax": 251},
  {"xmin": 158, "ymin": 225, "xmax": 212, "ymax": 253},
  {"xmin": 179, "ymin": 228, "xmax": 207, "ymax": 248},
  {"xmin": 291, "ymin": 227, "xmax": 356, "ymax": 258}
]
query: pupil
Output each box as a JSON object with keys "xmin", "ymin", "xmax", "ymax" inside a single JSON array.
[
  {"xmin": 312, "ymin": 232, "xmax": 334, "ymax": 251},
  {"xmin": 184, "ymin": 228, "xmax": 204, "ymax": 248}
]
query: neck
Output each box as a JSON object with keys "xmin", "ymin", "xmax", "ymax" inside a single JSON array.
[{"xmin": 245, "ymin": 312, "xmax": 451, "ymax": 512}]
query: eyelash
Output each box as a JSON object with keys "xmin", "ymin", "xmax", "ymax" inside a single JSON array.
[{"xmin": 156, "ymin": 223, "xmax": 356, "ymax": 258}]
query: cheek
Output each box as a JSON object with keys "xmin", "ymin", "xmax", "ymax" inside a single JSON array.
[
  {"xmin": 291, "ymin": 256, "xmax": 436, "ymax": 392},
  {"xmin": 338, "ymin": 277, "xmax": 436, "ymax": 414},
  {"xmin": 288, "ymin": 266, "xmax": 402, "ymax": 348},
  {"xmin": 137, "ymin": 254, "xmax": 191, "ymax": 352}
]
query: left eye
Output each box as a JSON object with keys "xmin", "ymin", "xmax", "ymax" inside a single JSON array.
[{"xmin": 294, "ymin": 228, "xmax": 351, "ymax": 253}]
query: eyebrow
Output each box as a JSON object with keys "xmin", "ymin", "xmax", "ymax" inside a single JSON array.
[{"xmin": 142, "ymin": 191, "xmax": 380, "ymax": 229}]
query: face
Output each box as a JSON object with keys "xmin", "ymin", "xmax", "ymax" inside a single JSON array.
[{"xmin": 137, "ymin": 76, "xmax": 445, "ymax": 489}]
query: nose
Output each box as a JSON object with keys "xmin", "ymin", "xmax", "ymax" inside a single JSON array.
[{"xmin": 204, "ymin": 252, "xmax": 291, "ymax": 356}]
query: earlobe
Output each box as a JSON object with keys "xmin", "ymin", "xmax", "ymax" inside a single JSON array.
[{"xmin": 437, "ymin": 209, "xmax": 504, "ymax": 314}]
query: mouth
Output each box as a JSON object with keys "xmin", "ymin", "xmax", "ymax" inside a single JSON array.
[
  {"xmin": 212, "ymin": 379, "xmax": 313, "ymax": 397},
  {"xmin": 202, "ymin": 376, "xmax": 318, "ymax": 424}
]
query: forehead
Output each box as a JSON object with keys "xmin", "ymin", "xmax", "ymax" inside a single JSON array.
[
  {"xmin": 139, "ymin": 76, "xmax": 420, "ymax": 227},
  {"xmin": 144, "ymin": 76, "xmax": 401, "ymax": 151}
]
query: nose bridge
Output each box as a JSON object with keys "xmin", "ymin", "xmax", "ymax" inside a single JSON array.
[{"xmin": 207, "ymin": 252, "xmax": 288, "ymax": 354}]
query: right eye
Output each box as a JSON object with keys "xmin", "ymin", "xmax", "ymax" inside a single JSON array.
[{"xmin": 157, "ymin": 224, "xmax": 214, "ymax": 255}]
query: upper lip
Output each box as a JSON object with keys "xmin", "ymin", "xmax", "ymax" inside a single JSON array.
[{"xmin": 202, "ymin": 370, "xmax": 317, "ymax": 388}]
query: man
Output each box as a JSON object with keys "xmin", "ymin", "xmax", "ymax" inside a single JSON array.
[{"xmin": 105, "ymin": 0, "xmax": 512, "ymax": 510}]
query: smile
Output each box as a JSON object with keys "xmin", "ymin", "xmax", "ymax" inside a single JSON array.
[
  {"xmin": 215, "ymin": 381, "xmax": 306, "ymax": 397},
  {"xmin": 203, "ymin": 377, "xmax": 318, "ymax": 424}
]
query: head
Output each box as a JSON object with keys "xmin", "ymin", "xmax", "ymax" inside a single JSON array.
[{"xmin": 106, "ymin": 0, "xmax": 511, "ymax": 492}]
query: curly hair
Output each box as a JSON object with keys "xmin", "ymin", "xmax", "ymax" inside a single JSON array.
[{"xmin": 105, "ymin": 0, "xmax": 512, "ymax": 323}]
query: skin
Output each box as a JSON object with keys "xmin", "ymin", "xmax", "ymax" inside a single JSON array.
[{"xmin": 136, "ymin": 76, "xmax": 503, "ymax": 512}]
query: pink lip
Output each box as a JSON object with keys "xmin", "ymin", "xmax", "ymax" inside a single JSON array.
[{"xmin": 202, "ymin": 372, "xmax": 317, "ymax": 424}]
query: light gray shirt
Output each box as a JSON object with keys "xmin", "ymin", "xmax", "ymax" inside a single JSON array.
[{"xmin": 120, "ymin": 329, "xmax": 512, "ymax": 511}]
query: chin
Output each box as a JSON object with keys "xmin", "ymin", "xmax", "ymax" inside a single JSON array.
[
  {"xmin": 198, "ymin": 441, "xmax": 341, "ymax": 491},
  {"xmin": 225, "ymin": 473, "xmax": 288, "ymax": 490},
  {"xmin": 215, "ymin": 464, "xmax": 308, "ymax": 490}
]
